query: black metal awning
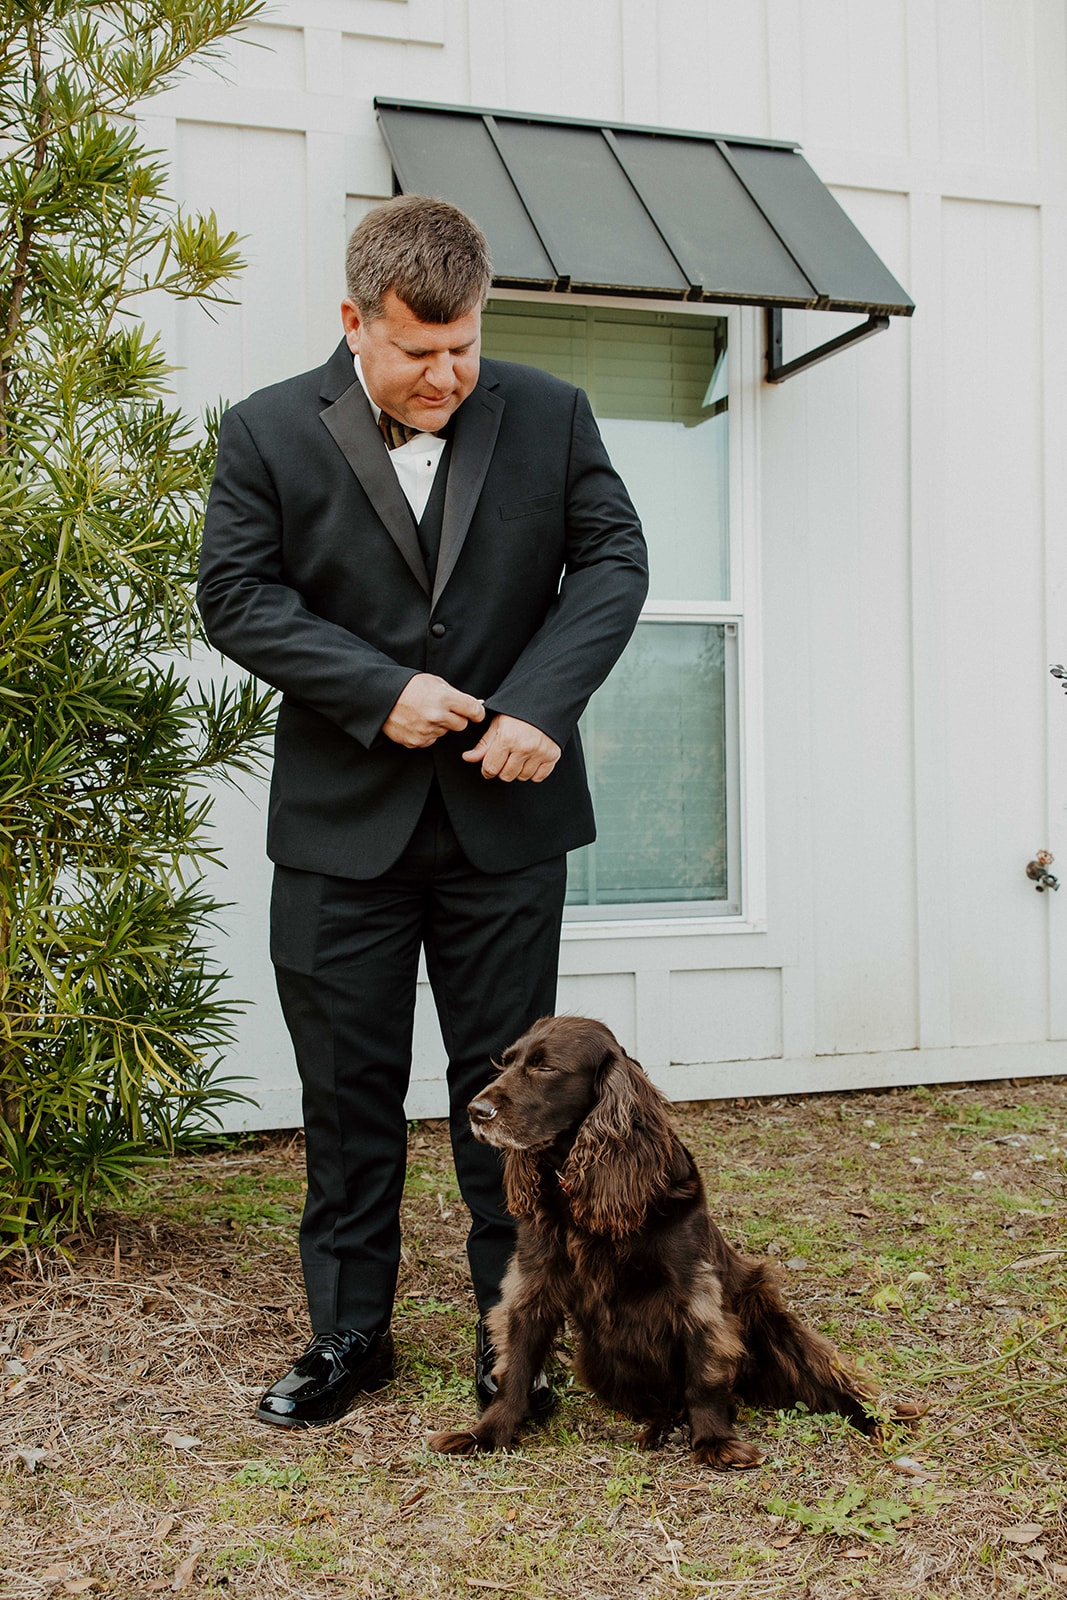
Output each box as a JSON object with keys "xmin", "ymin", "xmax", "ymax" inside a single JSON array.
[{"xmin": 374, "ymin": 99, "xmax": 914, "ymax": 382}]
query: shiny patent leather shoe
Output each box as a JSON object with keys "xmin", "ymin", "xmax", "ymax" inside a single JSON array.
[
  {"xmin": 474, "ymin": 1316, "xmax": 556, "ymax": 1420},
  {"xmin": 255, "ymin": 1328, "xmax": 394, "ymax": 1429}
]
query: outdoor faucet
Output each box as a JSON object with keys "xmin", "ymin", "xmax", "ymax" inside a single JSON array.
[{"xmin": 1026, "ymin": 851, "xmax": 1059, "ymax": 893}]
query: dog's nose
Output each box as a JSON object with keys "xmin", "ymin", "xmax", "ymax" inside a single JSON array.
[{"xmin": 468, "ymin": 1098, "xmax": 498, "ymax": 1124}]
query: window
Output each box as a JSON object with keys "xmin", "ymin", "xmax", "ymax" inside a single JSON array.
[{"xmin": 481, "ymin": 300, "xmax": 740, "ymax": 917}]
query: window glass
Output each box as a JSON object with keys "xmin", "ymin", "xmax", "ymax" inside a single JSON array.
[
  {"xmin": 482, "ymin": 303, "xmax": 729, "ymax": 602},
  {"xmin": 566, "ymin": 624, "xmax": 729, "ymax": 907}
]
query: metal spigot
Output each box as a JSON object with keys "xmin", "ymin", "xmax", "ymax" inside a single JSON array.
[{"xmin": 1026, "ymin": 850, "xmax": 1059, "ymax": 892}]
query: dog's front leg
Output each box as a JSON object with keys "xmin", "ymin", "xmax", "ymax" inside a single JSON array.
[
  {"xmin": 682, "ymin": 1318, "xmax": 764, "ymax": 1471},
  {"xmin": 429, "ymin": 1276, "xmax": 562, "ymax": 1457}
]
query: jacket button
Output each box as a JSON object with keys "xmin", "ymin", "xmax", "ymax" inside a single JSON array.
[{"xmin": 430, "ymin": 622, "xmax": 446, "ymax": 638}]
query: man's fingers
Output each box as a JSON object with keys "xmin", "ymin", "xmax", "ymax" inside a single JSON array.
[
  {"xmin": 464, "ymin": 714, "xmax": 562, "ymax": 781},
  {"xmin": 384, "ymin": 675, "xmax": 486, "ymax": 747},
  {"xmin": 478, "ymin": 739, "xmax": 508, "ymax": 779}
]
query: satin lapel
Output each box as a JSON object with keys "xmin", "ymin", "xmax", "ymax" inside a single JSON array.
[
  {"xmin": 319, "ymin": 380, "xmax": 430, "ymax": 597},
  {"xmin": 432, "ymin": 384, "xmax": 504, "ymax": 611}
]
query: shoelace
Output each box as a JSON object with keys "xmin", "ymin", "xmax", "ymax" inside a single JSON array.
[{"xmin": 307, "ymin": 1329, "xmax": 370, "ymax": 1359}]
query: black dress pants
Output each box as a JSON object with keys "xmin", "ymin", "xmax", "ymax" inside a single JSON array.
[{"xmin": 270, "ymin": 785, "xmax": 567, "ymax": 1335}]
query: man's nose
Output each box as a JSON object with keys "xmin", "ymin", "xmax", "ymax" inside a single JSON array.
[
  {"xmin": 423, "ymin": 351, "xmax": 454, "ymax": 389},
  {"xmin": 468, "ymin": 1097, "xmax": 498, "ymax": 1124}
]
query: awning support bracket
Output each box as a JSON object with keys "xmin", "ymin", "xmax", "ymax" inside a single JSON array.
[{"xmin": 765, "ymin": 307, "xmax": 890, "ymax": 383}]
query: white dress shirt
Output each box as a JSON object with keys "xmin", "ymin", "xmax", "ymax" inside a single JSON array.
[{"xmin": 352, "ymin": 354, "xmax": 448, "ymax": 522}]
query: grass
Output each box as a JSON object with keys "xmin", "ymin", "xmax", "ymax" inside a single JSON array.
[{"xmin": 1, "ymin": 1075, "xmax": 1065, "ymax": 1598}]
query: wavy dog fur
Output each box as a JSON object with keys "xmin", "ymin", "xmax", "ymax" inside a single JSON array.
[{"xmin": 430, "ymin": 1016, "xmax": 888, "ymax": 1469}]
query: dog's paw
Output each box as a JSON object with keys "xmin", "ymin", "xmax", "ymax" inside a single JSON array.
[
  {"xmin": 427, "ymin": 1429, "xmax": 480, "ymax": 1456},
  {"xmin": 635, "ymin": 1424, "xmax": 665, "ymax": 1452},
  {"xmin": 692, "ymin": 1437, "xmax": 764, "ymax": 1471}
]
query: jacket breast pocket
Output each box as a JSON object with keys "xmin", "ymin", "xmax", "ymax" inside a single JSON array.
[{"xmin": 499, "ymin": 492, "xmax": 561, "ymax": 522}]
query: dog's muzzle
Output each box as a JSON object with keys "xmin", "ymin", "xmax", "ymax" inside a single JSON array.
[{"xmin": 468, "ymin": 1098, "xmax": 498, "ymax": 1126}]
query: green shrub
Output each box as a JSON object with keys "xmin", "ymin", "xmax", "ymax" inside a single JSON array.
[{"xmin": 0, "ymin": 0, "xmax": 275, "ymax": 1247}]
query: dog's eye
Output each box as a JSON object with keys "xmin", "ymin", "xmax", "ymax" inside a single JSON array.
[{"xmin": 528, "ymin": 1063, "xmax": 557, "ymax": 1075}]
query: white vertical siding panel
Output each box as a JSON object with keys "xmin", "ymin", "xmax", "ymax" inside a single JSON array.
[
  {"xmin": 935, "ymin": 3, "xmax": 992, "ymax": 164},
  {"xmin": 173, "ymin": 123, "xmax": 308, "ymax": 414},
  {"xmin": 906, "ymin": 0, "xmax": 953, "ymax": 1050},
  {"xmin": 635, "ymin": 969, "xmax": 672, "ymax": 1069},
  {"xmin": 670, "ymin": 970, "xmax": 782, "ymax": 1063},
  {"xmin": 465, "ymin": 0, "xmax": 509, "ymax": 106},
  {"xmin": 552, "ymin": 0, "xmax": 622, "ymax": 118},
  {"xmin": 905, "ymin": 0, "xmax": 941, "ymax": 154},
  {"xmin": 501, "ymin": 0, "xmax": 622, "ymax": 118},
  {"xmin": 304, "ymin": 26, "xmax": 343, "ymax": 95},
  {"xmin": 655, "ymin": 1, "xmax": 768, "ymax": 137},
  {"xmin": 235, "ymin": 24, "xmax": 306, "ymax": 90},
  {"xmin": 977, "ymin": 0, "xmax": 1038, "ymax": 164},
  {"xmin": 1036, "ymin": 0, "xmax": 1067, "ymax": 1039},
  {"xmin": 908, "ymin": 188, "xmax": 955, "ymax": 1050},
  {"xmin": 937, "ymin": 0, "xmax": 1039, "ymax": 170},
  {"xmin": 306, "ymin": 132, "xmax": 349, "ymax": 359},
  {"xmin": 764, "ymin": 0, "xmax": 804, "ymax": 142},
  {"xmin": 760, "ymin": 327, "xmax": 817, "ymax": 1066},
  {"xmin": 941, "ymin": 198, "xmax": 1046, "ymax": 1045},
  {"xmin": 304, "ymin": 29, "xmax": 347, "ymax": 358},
  {"xmin": 620, "ymin": 0, "xmax": 660, "ymax": 124},
  {"xmin": 172, "ymin": 123, "xmax": 242, "ymax": 417},
  {"xmin": 650, "ymin": 0, "xmax": 708, "ymax": 128},
  {"xmin": 649, "ymin": 0, "xmax": 709, "ymax": 131},
  {"xmin": 798, "ymin": 191, "xmax": 916, "ymax": 1057},
  {"xmin": 343, "ymin": 35, "xmax": 462, "ymax": 107},
  {"xmin": 800, "ymin": 0, "xmax": 909, "ymax": 158}
]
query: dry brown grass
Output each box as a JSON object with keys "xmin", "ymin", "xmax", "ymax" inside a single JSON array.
[{"xmin": 1, "ymin": 1073, "xmax": 1065, "ymax": 1599}]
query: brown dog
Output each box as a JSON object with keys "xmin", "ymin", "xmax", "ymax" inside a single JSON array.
[{"xmin": 430, "ymin": 1016, "xmax": 884, "ymax": 1469}]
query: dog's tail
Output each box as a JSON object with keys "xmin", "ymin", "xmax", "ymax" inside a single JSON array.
[{"xmin": 731, "ymin": 1260, "xmax": 878, "ymax": 1433}]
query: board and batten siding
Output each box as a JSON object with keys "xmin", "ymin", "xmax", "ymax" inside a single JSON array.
[{"xmin": 146, "ymin": 0, "xmax": 1067, "ymax": 1127}]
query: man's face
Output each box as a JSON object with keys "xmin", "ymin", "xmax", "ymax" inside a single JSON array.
[{"xmin": 341, "ymin": 288, "xmax": 482, "ymax": 433}]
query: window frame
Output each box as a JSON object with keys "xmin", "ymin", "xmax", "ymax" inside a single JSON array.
[{"xmin": 486, "ymin": 288, "xmax": 767, "ymax": 941}]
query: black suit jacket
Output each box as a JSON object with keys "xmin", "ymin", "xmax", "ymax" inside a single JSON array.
[{"xmin": 197, "ymin": 339, "xmax": 648, "ymax": 877}]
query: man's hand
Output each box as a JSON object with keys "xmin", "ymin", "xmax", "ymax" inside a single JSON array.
[
  {"xmin": 383, "ymin": 674, "xmax": 485, "ymax": 748},
  {"xmin": 461, "ymin": 714, "xmax": 561, "ymax": 783}
]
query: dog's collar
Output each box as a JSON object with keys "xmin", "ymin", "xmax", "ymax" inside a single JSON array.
[{"xmin": 555, "ymin": 1169, "xmax": 571, "ymax": 1195}]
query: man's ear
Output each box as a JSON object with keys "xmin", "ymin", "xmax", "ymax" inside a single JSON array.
[{"xmin": 341, "ymin": 298, "xmax": 362, "ymax": 354}]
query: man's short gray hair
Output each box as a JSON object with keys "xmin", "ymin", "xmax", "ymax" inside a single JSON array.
[{"xmin": 345, "ymin": 195, "xmax": 493, "ymax": 324}]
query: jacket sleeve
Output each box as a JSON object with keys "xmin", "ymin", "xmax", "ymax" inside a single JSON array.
[
  {"xmin": 483, "ymin": 388, "xmax": 649, "ymax": 747},
  {"xmin": 197, "ymin": 406, "xmax": 417, "ymax": 750}
]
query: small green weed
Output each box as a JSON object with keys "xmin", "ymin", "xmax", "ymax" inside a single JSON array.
[
  {"xmin": 603, "ymin": 1472, "xmax": 654, "ymax": 1504},
  {"xmin": 233, "ymin": 1462, "xmax": 308, "ymax": 1491},
  {"xmin": 767, "ymin": 1482, "xmax": 917, "ymax": 1544}
]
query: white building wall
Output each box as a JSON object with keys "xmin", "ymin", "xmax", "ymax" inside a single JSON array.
[{"xmin": 147, "ymin": 0, "xmax": 1067, "ymax": 1126}]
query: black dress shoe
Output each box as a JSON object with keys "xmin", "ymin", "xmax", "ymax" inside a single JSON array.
[
  {"xmin": 255, "ymin": 1329, "xmax": 394, "ymax": 1429},
  {"xmin": 475, "ymin": 1316, "xmax": 556, "ymax": 1420}
]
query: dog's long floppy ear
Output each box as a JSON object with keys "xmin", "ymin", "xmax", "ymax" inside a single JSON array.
[
  {"xmin": 560, "ymin": 1045, "xmax": 675, "ymax": 1237},
  {"xmin": 502, "ymin": 1146, "xmax": 543, "ymax": 1220}
]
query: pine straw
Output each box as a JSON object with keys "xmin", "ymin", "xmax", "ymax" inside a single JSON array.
[{"xmin": 1, "ymin": 1075, "xmax": 1065, "ymax": 1599}]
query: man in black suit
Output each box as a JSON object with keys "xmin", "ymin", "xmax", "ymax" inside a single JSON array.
[{"xmin": 198, "ymin": 196, "xmax": 647, "ymax": 1428}]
